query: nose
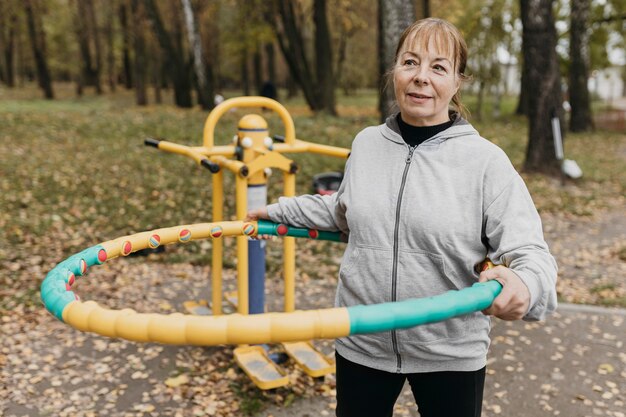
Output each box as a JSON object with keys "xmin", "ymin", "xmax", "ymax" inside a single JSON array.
[{"xmin": 412, "ymin": 66, "xmax": 429, "ymax": 85}]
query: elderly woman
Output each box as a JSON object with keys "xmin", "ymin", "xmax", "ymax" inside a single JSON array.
[{"xmin": 247, "ymin": 18, "xmax": 557, "ymax": 417}]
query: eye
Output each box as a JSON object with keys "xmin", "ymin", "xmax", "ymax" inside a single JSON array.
[
  {"xmin": 403, "ymin": 59, "xmax": 418, "ymax": 66},
  {"xmin": 433, "ymin": 64, "xmax": 447, "ymax": 73}
]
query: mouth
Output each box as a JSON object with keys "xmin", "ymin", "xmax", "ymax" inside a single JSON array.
[{"xmin": 408, "ymin": 92, "xmax": 432, "ymax": 99}]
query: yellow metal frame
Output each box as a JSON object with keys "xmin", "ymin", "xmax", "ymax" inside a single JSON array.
[{"xmin": 149, "ymin": 96, "xmax": 349, "ymax": 317}]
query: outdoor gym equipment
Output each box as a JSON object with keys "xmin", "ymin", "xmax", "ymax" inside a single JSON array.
[
  {"xmin": 144, "ymin": 96, "xmax": 350, "ymax": 319},
  {"xmin": 41, "ymin": 219, "xmax": 502, "ymax": 389},
  {"xmin": 142, "ymin": 96, "xmax": 353, "ymax": 387}
]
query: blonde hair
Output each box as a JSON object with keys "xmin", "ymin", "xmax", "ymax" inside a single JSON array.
[{"xmin": 392, "ymin": 18, "xmax": 471, "ymax": 119}]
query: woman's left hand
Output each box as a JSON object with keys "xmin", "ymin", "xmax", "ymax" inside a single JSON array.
[{"xmin": 479, "ymin": 266, "xmax": 530, "ymax": 321}]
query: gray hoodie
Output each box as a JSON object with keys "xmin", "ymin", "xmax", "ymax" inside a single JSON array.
[{"xmin": 267, "ymin": 114, "xmax": 558, "ymax": 374}]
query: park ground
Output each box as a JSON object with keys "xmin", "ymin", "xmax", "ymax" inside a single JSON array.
[{"xmin": 0, "ymin": 85, "xmax": 625, "ymax": 416}]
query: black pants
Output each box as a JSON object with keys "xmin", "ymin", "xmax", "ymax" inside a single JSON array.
[{"xmin": 335, "ymin": 353, "xmax": 485, "ymax": 417}]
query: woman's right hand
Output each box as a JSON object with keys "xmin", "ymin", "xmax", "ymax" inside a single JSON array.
[
  {"xmin": 245, "ymin": 208, "xmax": 273, "ymax": 240},
  {"xmin": 244, "ymin": 207, "xmax": 270, "ymax": 222}
]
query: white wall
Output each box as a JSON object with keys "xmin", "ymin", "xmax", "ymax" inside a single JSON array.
[
  {"xmin": 469, "ymin": 63, "xmax": 625, "ymax": 102},
  {"xmin": 589, "ymin": 67, "xmax": 625, "ymax": 102}
]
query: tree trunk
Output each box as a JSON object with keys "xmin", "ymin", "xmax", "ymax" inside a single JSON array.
[
  {"xmin": 515, "ymin": 58, "xmax": 529, "ymax": 115},
  {"xmin": 153, "ymin": 53, "xmax": 162, "ymax": 104},
  {"xmin": 274, "ymin": 0, "xmax": 317, "ymax": 107},
  {"xmin": 131, "ymin": 0, "xmax": 147, "ymax": 105},
  {"xmin": 476, "ymin": 79, "xmax": 485, "ymax": 121},
  {"xmin": 334, "ymin": 28, "xmax": 349, "ymax": 94},
  {"xmin": 492, "ymin": 84, "xmax": 502, "ymax": 119},
  {"xmin": 87, "ymin": 0, "xmax": 103, "ymax": 94},
  {"xmin": 0, "ymin": 2, "xmax": 17, "ymax": 87},
  {"xmin": 23, "ymin": 0, "xmax": 54, "ymax": 99},
  {"xmin": 313, "ymin": 0, "xmax": 336, "ymax": 115},
  {"xmin": 521, "ymin": 0, "xmax": 563, "ymax": 174},
  {"xmin": 119, "ymin": 1, "xmax": 133, "ymax": 88},
  {"xmin": 286, "ymin": 74, "xmax": 298, "ymax": 98},
  {"xmin": 241, "ymin": 52, "xmax": 250, "ymax": 95},
  {"xmin": 569, "ymin": 0, "xmax": 593, "ymax": 132},
  {"xmin": 6, "ymin": 15, "xmax": 17, "ymax": 87},
  {"xmin": 265, "ymin": 42, "xmax": 275, "ymax": 84},
  {"xmin": 181, "ymin": 0, "xmax": 213, "ymax": 109},
  {"xmin": 253, "ymin": 46, "xmax": 262, "ymax": 93},
  {"xmin": 143, "ymin": 0, "xmax": 192, "ymax": 108},
  {"xmin": 16, "ymin": 19, "xmax": 26, "ymax": 87},
  {"xmin": 273, "ymin": 0, "xmax": 335, "ymax": 113},
  {"xmin": 422, "ymin": 0, "xmax": 431, "ymax": 18},
  {"xmin": 105, "ymin": 0, "xmax": 116, "ymax": 92},
  {"xmin": 378, "ymin": 0, "xmax": 416, "ymax": 121},
  {"xmin": 74, "ymin": 0, "xmax": 102, "ymax": 93}
]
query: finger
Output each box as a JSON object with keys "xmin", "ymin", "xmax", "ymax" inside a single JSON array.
[
  {"xmin": 482, "ymin": 284, "xmax": 512, "ymax": 316},
  {"xmin": 486, "ymin": 289, "xmax": 527, "ymax": 320},
  {"xmin": 479, "ymin": 268, "xmax": 507, "ymax": 287}
]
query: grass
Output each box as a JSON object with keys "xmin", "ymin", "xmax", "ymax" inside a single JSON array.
[{"xmin": 0, "ymin": 83, "xmax": 624, "ymax": 310}]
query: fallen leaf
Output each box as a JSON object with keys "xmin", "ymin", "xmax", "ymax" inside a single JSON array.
[
  {"xmin": 165, "ymin": 374, "xmax": 190, "ymax": 387},
  {"xmin": 598, "ymin": 363, "xmax": 614, "ymax": 374}
]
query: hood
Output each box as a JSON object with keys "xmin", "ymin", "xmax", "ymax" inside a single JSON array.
[{"xmin": 381, "ymin": 111, "xmax": 480, "ymax": 145}]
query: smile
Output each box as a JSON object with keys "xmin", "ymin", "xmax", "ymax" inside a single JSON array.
[{"xmin": 408, "ymin": 93, "xmax": 431, "ymax": 98}]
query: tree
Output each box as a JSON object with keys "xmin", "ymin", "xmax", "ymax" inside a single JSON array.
[
  {"xmin": 272, "ymin": 0, "xmax": 337, "ymax": 114},
  {"xmin": 378, "ymin": 0, "xmax": 416, "ymax": 121},
  {"xmin": 143, "ymin": 0, "xmax": 193, "ymax": 108},
  {"xmin": 181, "ymin": 0, "xmax": 214, "ymax": 110},
  {"xmin": 23, "ymin": 0, "xmax": 54, "ymax": 99},
  {"xmin": 104, "ymin": 0, "xmax": 117, "ymax": 92},
  {"xmin": 332, "ymin": 0, "xmax": 367, "ymax": 95},
  {"xmin": 314, "ymin": 0, "xmax": 336, "ymax": 113},
  {"xmin": 265, "ymin": 42, "xmax": 276, "ymax": 84},
  {"xmin": 131, "ymin": 0, "xmax": 147, "ymax": 105},
  {"xmin": 73, "ymin": 0, "xmax": 103, "ymax": 94},
  {"xmin": 520, "ymin": 0, "xmax": 563, "ymax": 174},
  {"xmin": 460, "ymin": 0, "xmax": 508, "ymax": 121},
  {"xmin": 119, "ymin": 1, "xmax": 133, "ymax": 89},
  {"xmin": 0, "ymin": 1, "xmax": 18, "ymax": 87},
  {"xmin": 422, "ymin": 0, "xmax": 431, "ymax": 18},
  {"xmin": 569, "ymin": 0, "xmax": 593, "ymax": 132}
]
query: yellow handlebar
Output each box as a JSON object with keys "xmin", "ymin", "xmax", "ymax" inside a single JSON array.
[{"xmin": 203, "ymin": 97, "xmax": 296, "ymax": 148}]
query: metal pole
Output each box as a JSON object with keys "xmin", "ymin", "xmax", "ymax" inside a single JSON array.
[{"xmin": 247, "ymin": 184, "xmax": 267, "ymax": 314}]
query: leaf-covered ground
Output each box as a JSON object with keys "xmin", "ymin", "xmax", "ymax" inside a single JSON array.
[{"xmin": 1, "ymin": 85, "xmax": 624, "ymax": 416}]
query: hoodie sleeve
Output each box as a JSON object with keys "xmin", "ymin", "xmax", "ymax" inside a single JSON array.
[
  {"xmin": 482, "ymin": 152, "xmax": 558, "ymax": 322},
  {"xmin": 266, "ymin": 157, "xmax": 351, "ymax": 234}
]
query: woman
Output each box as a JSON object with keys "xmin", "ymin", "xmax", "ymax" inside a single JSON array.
[{"xmin": 247, "ymin": 18, "xmax": 557, "ymax": 417}]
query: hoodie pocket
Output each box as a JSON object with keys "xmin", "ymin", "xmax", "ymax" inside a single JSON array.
[
  {"xmin": 337, "ymin": 245, "xmax": 392, "ymax": 307},
  {"xmin": 395, "ymin": 249, "xmax": 473, "ymax": 344}
]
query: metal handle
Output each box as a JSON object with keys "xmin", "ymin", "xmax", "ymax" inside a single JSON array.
[{"xmin": 203, "ymin": 97, "xmax": 296, "ymax": 148}]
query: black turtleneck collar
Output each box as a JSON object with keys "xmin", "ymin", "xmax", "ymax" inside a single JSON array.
[{"xmin": 397, "ymin": 114, "xmax": 454, "ymax": 147}]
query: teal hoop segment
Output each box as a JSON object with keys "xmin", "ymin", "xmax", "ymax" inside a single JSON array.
[
  {"xmin": 40, "ymin": 245, "xmax": 105, "ymax": 321},
  {"xmin": 257, "ymin": 219, "xmax": 342, "ymax": 242},
  {"xmin": 347, "ymin": 280, "xmax": 502, "ymax": 335}
]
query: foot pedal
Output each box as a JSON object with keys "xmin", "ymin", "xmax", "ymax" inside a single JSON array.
[
  {"xmin": 183, "ymin": 300, "xmax": 211, "ymax": 316},
  {"xmin": 234, "ymin": 346, "xmax": 289, "ymax": 390},
  {"xmin": 282, "ymin": 341, "xmax": 335, "ymax": 377}
]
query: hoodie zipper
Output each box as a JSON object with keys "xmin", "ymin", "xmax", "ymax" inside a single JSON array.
[{"xmin": 391, "ymin": 144, "xmax": 416, "ymax": 373}]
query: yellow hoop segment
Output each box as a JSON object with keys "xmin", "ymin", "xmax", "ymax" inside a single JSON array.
[
  {"xmin": 62, "ymin": 301, "xmax": 349, "ymax": 345},
  {"xmin": 50, "ymin": 220, "xmax": 351, "ymax": 346}
]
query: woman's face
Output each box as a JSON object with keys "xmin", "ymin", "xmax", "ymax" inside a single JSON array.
[{"xmin": 393, "ymin": 38, "xmax": 459, "ymax": 126}]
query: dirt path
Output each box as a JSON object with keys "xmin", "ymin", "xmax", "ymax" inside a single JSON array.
[{"xmin": 542, "ymin": 207, "xmax": 626, "ymax": 306}]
